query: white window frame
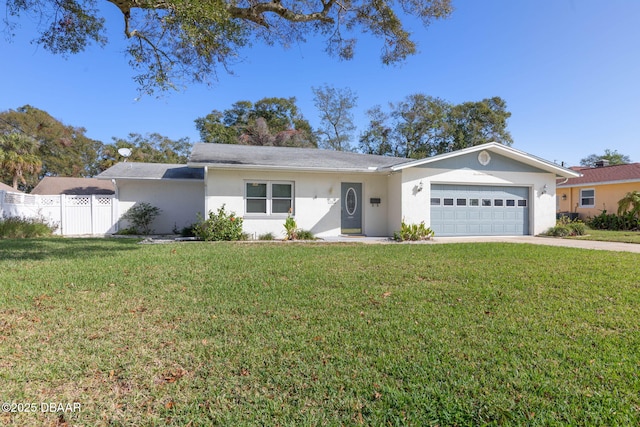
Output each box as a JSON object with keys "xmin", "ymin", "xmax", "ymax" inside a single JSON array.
[
  {"xmin": 245, "ymin": 181, "xmax": 294, "ymax": 216},
  {"xmin": 580, "ymin": 188, "xmax": 595, "ymax": 208}
]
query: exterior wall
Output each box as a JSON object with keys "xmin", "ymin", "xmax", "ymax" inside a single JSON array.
[
  {"xmin": 399, "ymin": 166, "xmax": 558, "ymax": 236},
  {"xmin": 386, "ymin": 172, "xmax": 403, "ymax": 236},
  {"xmin": 116, "ymin": 179, "xmax": 204, "ymax": 234},
  {"xmin": 204, "ymin": 169, "xmax": 390, "ymax": 238},
  {"xmin": 557, "ymin": 182, "xmax": 640, "ymax": 219}
]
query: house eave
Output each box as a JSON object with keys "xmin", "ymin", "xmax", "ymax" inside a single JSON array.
[
  {"xmin": 558, "ymin": 178, "xmax": 640, "ymax": 188},
  {"xmin": 187, "ymin": 162, "xmax": 390, "ymax": 174}
]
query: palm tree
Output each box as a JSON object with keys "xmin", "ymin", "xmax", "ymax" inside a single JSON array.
[
  {"xmin": 617, "ymin": 190, "xmax": 640, "ymax": 220},
  {"xmin": 0, "ymin": 132, "xmax": 42, "ymax": 190}
]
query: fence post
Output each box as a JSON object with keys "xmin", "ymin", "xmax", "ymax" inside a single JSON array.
[
  {"xmin": 91, "ymin": 195, "xmax": 96, "ymax": 235},
  {"xmin": 59, "ymin": 194, "xmax": 65, "ymax": 236}
]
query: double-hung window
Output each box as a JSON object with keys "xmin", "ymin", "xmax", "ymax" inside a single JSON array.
[
  {"xmin": 245, "ymin": 181, "xmax": 293, "ymax": 215},
  {"xmin": 580, "ymin": 189, "xmax": 595, "ymax": 208}
]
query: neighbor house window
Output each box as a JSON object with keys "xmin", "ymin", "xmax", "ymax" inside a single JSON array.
[
  {"xmin": 245, "ymin": 181, "xmax": 293, "ymax": 215},
  {"xmin": 580, "ymin": 189, "xmax": 595, "ymax": 207}
]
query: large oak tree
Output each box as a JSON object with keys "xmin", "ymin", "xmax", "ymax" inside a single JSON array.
[
  {"xmin": 0, "ymin": 105, "xmax": 102, "ymax": 190},
  {"xmin": 4, "ymin": 0, "xmax": 453, "ymax": 93}
]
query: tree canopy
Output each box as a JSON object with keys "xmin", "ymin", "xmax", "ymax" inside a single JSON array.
[
  {"xmin": 359, "ymin": 95, "xmax": 513, "ymax": 159},
  {"xmin": 96, "ymin": 133, "xmax": 192, "ymax": 172},
  {"xmin": 0, "ymin": 105, "xmax": 102, "ymax": 190},
  {"xmin": 4, "ymin": 0, "xmax": 453, "ymax": 93},
  {"xmin": 312, "ymin": 85, "xmax": 358, "ymax": 151},
  {"xmin": 0, "ymin": 132, "xmax": 42, "ymax": 190},
  {"xmin": 580, "ymin": 149, "xmax": 631, "ymax": 167},
  {"xmin": 195, "ymin": 97, "xmax": 317, "ymax": 147}
]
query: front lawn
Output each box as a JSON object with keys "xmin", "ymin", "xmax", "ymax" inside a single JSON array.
[
  {"xmin": 568, "ymin": 229, "xmax": 640, "ymax": 244},
  {"xmin": 1, "ymin": 239, "xmax": 639, "ymax": 426}
]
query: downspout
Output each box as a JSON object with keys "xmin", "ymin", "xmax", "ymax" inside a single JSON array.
[{"xmin": 557, "ymin": 177, "xmax": 569, "ymax": 213}]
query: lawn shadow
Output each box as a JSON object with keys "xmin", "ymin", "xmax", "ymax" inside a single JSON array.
[{"xmin": 0, "ymin": 237, "xmax": 142, "ymax": 262}]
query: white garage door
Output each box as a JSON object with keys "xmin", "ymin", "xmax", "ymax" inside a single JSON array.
[{"xmin": 430, "ymin": 184, "xmax": 529, "ymax": 236}]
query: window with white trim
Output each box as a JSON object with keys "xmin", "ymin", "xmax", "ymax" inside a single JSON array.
[
  {"xmin": 580, "ymin": 189, "xmax": 595, "ymax": 207},
  {"xmin": 245, "ymin": 181, "xmax": 293, "ymax": 215}
]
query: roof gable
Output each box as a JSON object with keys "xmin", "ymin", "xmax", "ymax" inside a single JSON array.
[
  {"xmin": 392, "ymin": 142, "xmax": 581, "ymax": 178},
  {"xmin": 412, "ymin": 150, "xmax": 549, "ymax": 174},
  {"xmin": 188, "ymin": 143, "xmax": 411, "ymax": 172},
  {"xmin": 558, "ymin": 163, "xmax": 640, "ymax": 187}
]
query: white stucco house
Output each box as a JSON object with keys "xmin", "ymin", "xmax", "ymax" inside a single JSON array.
[{"xmin": 97, "ymin": 142, "xmax": 580, "ymax": 238}]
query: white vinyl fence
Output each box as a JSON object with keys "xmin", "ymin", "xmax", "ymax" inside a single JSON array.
[{"xmin": 0, "ymin": 190, "xmax": 118, "ymax": 236}]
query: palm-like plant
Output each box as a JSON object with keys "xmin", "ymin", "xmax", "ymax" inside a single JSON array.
[
  {"xmin": 617, "ymin": 190, "xmax": 640, "ymax": 220},
  {"xmin": 0, "ymin": 132, "xmax": 42, "ymax": 190}
]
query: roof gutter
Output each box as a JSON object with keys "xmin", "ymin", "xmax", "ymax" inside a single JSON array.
[{"xmin": 187, "ymin": 162, "xmax": 392, "ymax": 174}]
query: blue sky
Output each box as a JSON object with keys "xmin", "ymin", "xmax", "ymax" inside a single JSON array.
[{"xmin": 2, "ymin": 0, "xmax": 639, "ymax": 167}]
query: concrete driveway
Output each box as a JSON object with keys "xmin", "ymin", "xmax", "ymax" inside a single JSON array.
[
  {"xmin": 427, "ymin": 235, "xmax": 640, "ymax": 253},
  {"xmin": 323, "ymin": 235, "xmax": 640, "ymax": 253}
]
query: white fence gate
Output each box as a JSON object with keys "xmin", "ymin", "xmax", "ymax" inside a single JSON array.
[{"xmin": 0, "ymin": 190, "xmax": 118, "ymax": 236}]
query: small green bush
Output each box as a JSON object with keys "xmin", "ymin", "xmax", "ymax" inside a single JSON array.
[
  {"xmin": 546, "ymin": 225, "xmax": 571, "ymax": 237},
  {"xmin": 180, "ymin": 224, "xmax": 197, "ymax": 237},
  {"xmin": 394, "ymin": 220, "xmax": 434, "ymax": 241},
  {"xmin": 121, "ymin": 202, "xmax": 161, "ymax": 235},
  {"xmin": 587, "ymin": 210, "xmax": 639, "ymax": 231},
  {"xmin": 258, "ymin": 232, "xmax": 275, "ymax": 240},
  {"xmin": 567, "ymin": 221, "xmax": 587, "ymax": 236},
  {"xmin": 295, "ymin": 229, "xmax": 316, "ymax": 240},
  {"xmin": 284, "ymin": 214, "xmax": 298, "ymax": 240},
  {"xmin": 545, "ymin": 216, "xmax": 587, "ymax": 237},
  {"xmin": 0, "ymin": 216, "xmax": 57, "ymax": 238},
  {"xmin": 193, "ymin": 205, "xmax": 244, "ymax": 241}
]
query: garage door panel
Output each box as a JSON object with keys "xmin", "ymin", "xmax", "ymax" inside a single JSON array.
[
  {"xmin": 455, "ymin": 210, "xmax": 468, "ymax": 220},
  {"xmin": 431, "ymin": 184, "xmax": 529, "ymax": 236}
]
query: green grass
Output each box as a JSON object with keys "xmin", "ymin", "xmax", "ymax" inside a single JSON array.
[
  {"xmin": 1, "ymin": 239, "xmax": 639, "ymax": 426},
  {"xmin": 567, "ymin": 229, "xmax": 640, "ymax": 244}
]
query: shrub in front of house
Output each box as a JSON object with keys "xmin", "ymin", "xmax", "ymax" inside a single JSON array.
[
  {"xmin": 282, "ymin": 213, "xmax": 315, "ymax": 240},
  {"xmin": 295, "ymin": 229, "xmax": 316, "ymax": 240},
  {"xmin": 394, "ymin": 220, "xmax": 434, "ymax": 241},
  {"xmin": 121, "ymin": 202, "xmax": 162, "ymax": 235},
  {"xmin": 545, "ymin": 216, "xmax": 587, "ymax": 237},
  {"xmin": 587, "ymin": 210, "xmax": 639, "ymax": 231},
  {"xmin": 0, "ymin": 215, "xmax": 57, "ymax": 238},
  {"xmin": 193, "ymin": 205, "xmax": 244, "ymax": 241}
]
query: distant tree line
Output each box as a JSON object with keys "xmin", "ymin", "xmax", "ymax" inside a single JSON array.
[{"xmin": 5, "ymin": 90, "xmax": 627, "ymax": 192}]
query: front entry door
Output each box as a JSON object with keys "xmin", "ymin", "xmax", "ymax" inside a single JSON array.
[{"xmin": 341, "ymin": 182, "xmax": 362, "ymax": 234}]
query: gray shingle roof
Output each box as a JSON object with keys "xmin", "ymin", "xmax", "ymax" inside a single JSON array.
[
  {"xmin": 96, "ymin": 163, "xmax": 204, "ymax": 180},
  {"xmin": 188, "ymin": 143, "xmax": 412, "ymax": 172}
]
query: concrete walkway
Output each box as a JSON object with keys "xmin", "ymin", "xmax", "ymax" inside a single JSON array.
[{"xmin": 321, "ymin": 235, "xmax": 640, "ymax": 253}]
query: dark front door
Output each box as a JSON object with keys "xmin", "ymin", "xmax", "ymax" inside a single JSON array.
[{"xmin": 341, "ymin": 182, "xmax": 362, "ymax": 234}]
